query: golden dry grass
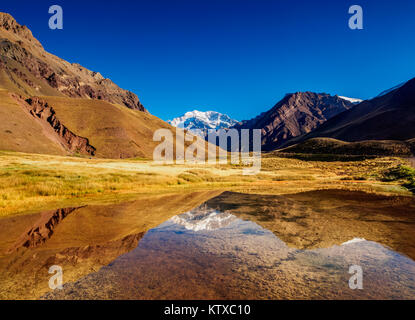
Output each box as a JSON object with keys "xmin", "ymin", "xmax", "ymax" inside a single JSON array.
[{"xmin": 0, "ymin": 150, "xmax": 412, "ymax": 217}]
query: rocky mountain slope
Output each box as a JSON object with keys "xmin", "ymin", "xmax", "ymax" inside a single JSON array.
[
  {"xmin": 286, "ymin": 77, "xmax": 415, "ymax": 147},
  {"xmin": 0, "ymin": 12, "xmax": 145, "ymax": 111},
  {"xmin": 0, "ymin": 88, "xmax": 173, "ymax": 158},
  {"xmin": 232, "ymin": 92, "xmax": 356, "ymax": 151},
  {"xmin": 168, "ymin": 110, "xmax": 238, "ymax": 136},
  {"xmin": 0, "ymin": 12, "xmax": 213, "ymax": 159}
]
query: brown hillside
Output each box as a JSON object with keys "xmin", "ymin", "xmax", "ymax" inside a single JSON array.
[
  {"xmin": 233, "ymin": 92, "xmax": 354, "ymax": 151},
  {"xmin": 38, "ymin": 95, "xmax": 186, "ymax": 159},
  {"xmin": 285, "ymin": 78, "xmax": 415, "ymax": 147},
  {"xmin": 1, "ymin": 89, "xmax": 209, "ymax": 159},
  {"xmin": 0, "ymin": 12, "xmax": 145, "ymax": 111},
  {"xmin": 0, "ymin": 12, "xmax": 216, "ymax": 159}
]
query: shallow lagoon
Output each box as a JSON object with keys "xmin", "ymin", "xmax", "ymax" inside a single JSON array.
[{"xmin": 1, "ymin": 190, "xmax": 414, "ymax": 300}]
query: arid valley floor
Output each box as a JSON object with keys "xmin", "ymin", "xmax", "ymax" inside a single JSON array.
[
  {"xmin": 1, "ymin": 151, "xmax": 413, "ymax": 218},
  {"xmin": 1, "ymin": 152, "xmax": 415, "ymax": 299}
]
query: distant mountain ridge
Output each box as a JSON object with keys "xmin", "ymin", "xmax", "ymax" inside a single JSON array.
[
  {"xmin": 2, "ymin": 12, "xmax": 413, "ymax": 159},
  {"xmin": 284, "ymin": 77, "xmax": 415, "ymax": 148},
  {"xmin": 232, "ymin": 92, "xmax": 357, "ymax": 151},
  {"xmin": 168, "ymin": 110, "xmax": 238, "ymax": 136}
]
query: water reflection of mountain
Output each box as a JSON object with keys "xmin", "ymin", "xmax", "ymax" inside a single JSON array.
[
  {"xmin": 0, "ymin": 191, "xmax": 220, "ymax": 300},
  {"xmin": 170, "ymin": 204, "xmax": 237, "ymax": 231},
  {"xmin": 45, "ymin": 199, "xmax": 415, "ymax": 300},
  {"xmin": 203, "ymin": 190, "xmax": 415, "ymax": 260},
  {"xmin": 1, "ymin": 189, "xmax": 415, "ymax": 300}
]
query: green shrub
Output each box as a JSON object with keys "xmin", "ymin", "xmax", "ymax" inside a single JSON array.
[
  {"xmin": 382, "ymin": 165, "xmax": 415, "ymax": 182},
  {"xmin": 382, "ymin": 165, "xmax": 415, "ymax": 193}
]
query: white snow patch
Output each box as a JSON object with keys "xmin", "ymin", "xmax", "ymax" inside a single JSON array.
[
  {"xmin": 338, "ymin": 96, "xmax": 363, "ymax": 104},
  {"xmin": 168, "ymin": 110, "xmax": 238, "ymax": 136},
  {"xmin": 341, "ymin": 238, "xmax": 367, "ymax": 246}
]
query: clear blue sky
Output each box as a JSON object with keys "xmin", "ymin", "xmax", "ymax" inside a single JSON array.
[{"xmin": 1, "ymin": 0, "xmax": 415, "ymax": 121}]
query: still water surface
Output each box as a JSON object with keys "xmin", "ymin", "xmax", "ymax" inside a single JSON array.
[{"xmin": 1, "ymin": 190, "xmax": 415, "ymax": 300}]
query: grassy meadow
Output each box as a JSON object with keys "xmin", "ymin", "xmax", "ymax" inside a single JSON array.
[{"xmin": 0, "ymin": 150, "xmax": 413, "ymax": 217}]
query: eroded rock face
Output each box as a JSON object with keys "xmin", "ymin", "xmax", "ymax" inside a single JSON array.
[
  {"xmin": 12, "ymin": 94, "xmax": 96, "ymax": 156},
  {"xmin": 8, "ymin": 207, "xmax": 80, "ymax": 253},
  {"xmin": 48, "ymin": 233, "xmax": 144, "ymax": 267},
  {"xmin": 0, "ymin": 12, "xmax": 146, "ymax": 112},
  {"xmin": 26, "ymin": 97, "xmax": 97, "ymax": 155}
]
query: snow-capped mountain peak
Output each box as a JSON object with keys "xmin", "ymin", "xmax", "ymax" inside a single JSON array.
[
  {"xmin": 168, "ymin": 110, "xmax": 238, "ymax": 136},
  {"xmin": 338, "ymin": 96, "xmax": 363, "ymax": 104}
]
